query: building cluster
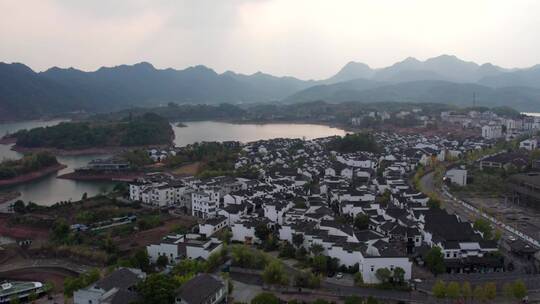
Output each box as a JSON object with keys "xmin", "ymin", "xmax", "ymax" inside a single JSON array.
[
  {"xmin": 441, "ymin": 110, "xmax": 540, "ymax": 140},
  {"xmin": 130, "ymin": 133, "xmax": 505, "ymax": 284}
]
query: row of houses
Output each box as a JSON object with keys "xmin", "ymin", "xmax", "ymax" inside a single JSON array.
[{"xmin": 133, "ymin": 132, "xmax": 505, "ymax": 284}]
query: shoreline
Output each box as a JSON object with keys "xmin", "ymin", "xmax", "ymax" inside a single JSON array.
[
  {"xmin": 0, "ymin": 163, "xmax": 67, "ymax": 187},
  {"xmin": 58, "ymin": 170, "xmax": 144, "ymax": 182},
  {"xmin": 11, "ymin": 144, "xmax": 170, "ymax": 156}
]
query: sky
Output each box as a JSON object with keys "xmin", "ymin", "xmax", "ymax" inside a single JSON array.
[{"xmin": 1, "ymin": 0, "xmax": 540, "ymax": 79}]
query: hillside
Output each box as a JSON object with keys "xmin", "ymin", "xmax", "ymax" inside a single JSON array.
[{"xmin": 3, "ymin": 55, "xmax": 540, "ymax": 120}]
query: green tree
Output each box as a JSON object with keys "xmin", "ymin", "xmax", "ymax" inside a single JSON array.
[
  {"xmin": 251, "ymin": 293, "xmax": 280, "ymax": 304},
  {"xmin": 354, "ymin": 272, "xmax": 363, "ymax": 286},
  {"xmin": 254, "ymin": 224, "xmax": 271, "ymax": 243},
  {"xmin": 474, "ymin": 284, "xmax": 486, "ymax": 302},
  {"xmin": 392, "ymin": 267, "xmax": 405, "ymax": 284},
  {"xmin": 137, "ymin": 274, "xmax": 177, "ymax": 304},
  {"xmin": 432, "ymin": 280, "xmax": 446, "ymax": 298},
  {"xmin": 427, "ymin": 198, "xmax": 441, "ymax": 209},
  {"xmin": 461, "ymin": 281, "xmax": 472, "ymax": 300},
  {"xmin": 131, "ymin": 249, "xmax": 150, "ymax": 271},
  {"xmin": 278, "ymin": 241, "xmax": 295, "ymax": 259},
  {"xmin": 425, "ymin": 247, "xmax": 445, "ymax": 275},
  {"xmin": 12, "ymin": 200, "xmax": 25, "ymax": 214},
  {"xmin": 9, "ymin": 296, "xmax": 20, "ymax": 304},
  {"xmin": 474, "ymin": 218, "xmax": 493, "ymax": 240},
  {"xmin": 353, "ymin": 214, "xmax": 369, "ymax": 230},
  {"xmin": 156, "ymin": 255, "xmax": 169, "ymax": 268},
  {"xmin": 343, "ymin": 295, "xmax": 363, "ymax": 304},
  {"xmin": 262, "ymin": 261, "xmax": 288, "ymax": 285},
  {"xmin": 375, "ymin": 268, "xmax": 392, "ymax": 284},
  {"xmin": 446, "ymin": 281, "xmax": 461, "ymax": 299},
  {"xmin": 512, "ymin": 279, "xmax": 527, "ymax": 300},
  {"xmin": 484, "ymin": 282, "xmax": 497, "ymax": 301},
  {"xmin": 51, "ymin": 219, "xmax": 70, "ymax": 244},
  {"xmin": 292, "ymin": 233, "xmax": 304, "ymax": 248},
  {"xmin": 312, "ymin": 255, "xmax": 328, "ymax": 274},
  {"xmin": 310, "ymin": 243, "xmax": 324, "ymax": 256}
]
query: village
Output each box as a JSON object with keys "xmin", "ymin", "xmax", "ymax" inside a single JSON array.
[{"xmin": 2, "ymin": 109, "xmax": 540, "ymax": 303}]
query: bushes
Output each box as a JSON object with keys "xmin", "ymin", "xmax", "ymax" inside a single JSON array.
[
  {"xmin": 63, "ymin": 269, "xmax": 101, "ymax": 297},
  {"xmin": 294, "ymin": 271, "xmax": 320, "ymax": 289},
  {"xmin": 262, "ymin": 261, "xmax": 289, "ymax": 286},
  {"xmin": 231, "ymin": 245, "xmax": 270, "ymax": 269}
]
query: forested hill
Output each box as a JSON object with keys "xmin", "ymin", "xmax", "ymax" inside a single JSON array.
[
  {"xmin": 4, "ymin": 55, "xmax": 540, "ymax": 120},
  {"xmin": 0, "ymin": 62, "xmax": 311, "ymax": 121},
  {"xmin": 12, "ymin": 113, "xmax": 174, "ymax": 150}
]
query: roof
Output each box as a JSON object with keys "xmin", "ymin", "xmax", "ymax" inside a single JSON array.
[
  {"xmin": 176, "ymin": 274, "xmax": 224, "ymax": 304},
  {"xmin": 95, "ymin": 268, "xmax": 142, "ymax": 291}
]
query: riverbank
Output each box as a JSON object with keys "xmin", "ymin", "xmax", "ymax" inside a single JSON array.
[
  {"xmin": 11, "ymin": 144, "xmax": 169, "ymax": 156},
  {"xmin": 58, "ymin": 170, "xmax": 144, "ymax": 182},
  {"xmin": 0, "ymin": 163, "xmax": 67, "ymax": 187}
]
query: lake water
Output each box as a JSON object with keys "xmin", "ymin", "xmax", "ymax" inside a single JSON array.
[{"xmin": 0, "ymin": 120, "xmax": 346, "ymax": 206}]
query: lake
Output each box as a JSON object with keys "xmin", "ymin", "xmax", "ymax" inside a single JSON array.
[{"xmin": 0, "ymin": 120, "xmax": 346, "ymax": 206}]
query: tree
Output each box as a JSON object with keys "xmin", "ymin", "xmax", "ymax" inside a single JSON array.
[
  {"xmin": 156, "ymin": 255, "xmax": 169, "ymax": 268},
  {"xmin": 294, "ymin": 271, "xmax": 320, "ymax": 288},
  {"xmin": 255, "ymin": 224, "xmax": 271, "ymax": 243},
  {"xmin": 262, "ymin": 261, "xmax": 288, "ymax": 285},
  {"xmin": 353, "ymin": 272, "xmax": 363, "ymax": 286},
  {"xmin": 131, "ymin": 249, "xmax": 150, "ymax": 271},
  {"xmin": 251, "ymin": 293, "xmax": 280, "ymax": 304},
  {"xmin": 343, "ymin": 295, "xmax": 363, "ymax": 304},
  {"xmin": 432, "ymin": 280, "xmax": 446, "ymax": 299},
  {"xmin": 425, "ymin": 247, "xmax": 445, "ymax": 275},
  {"xmin": 12, "ymin": 200, "xmax": 25, "ymax": 214},
  {"xmin": 28, "ymin": 290, "xmax": 38, "ymax": 302},
  {"xmin": 51, "ymin": 219, "xmax": 70, "ymax": 244},
  {"xmin": 474, "ymin": 218, "xmax": 493, "ymax": 240},
  {"xmin": 392, "ymin": 267, "xmax": 405, "ymax": 285},
  {"xmin": 474, "ymin": 284, "xmax": 486, "ymax": 302},
  {"xmin": 446, "ymin": 281, "xmax": 461, "ymax": 299},
  {"xmin": 353, "ymin": 214, "xmax": 369, "ymax": 230},
  {"xmin": 312, "ymin": 255, "xmax": 328, "ymax": 274},
  {"xmin": 279, "ymin": 241, "xmax": 295, "ymax": 258},
  {"xmin": 427, "ymin": 198, "xmax": 441, "ymax": 209},
  {"xmin": 137, "ymin": 274, "xmax": 177, "ymax": 304},
  {"xmin": 512, "ymin": 279, "xmax": 527, "ymax": 300},
  {"xmin": 310, "ymin": 244, "xmax": 324, "ymax": 256},
  {"xmin": 461, "ymin": 281, "xmax": 472, "ymax": 300},
  {"xmin": 81, "ymin": 192, "xmax": 88, "ymax": 200},
  {"xmin": 484, "ymin": 282, "xmax": 497, "ymax": 301},
  {"xmin": 375, "ymin": 268, "xmax": 392, "ymax": 284},
  {"xmin": 292, "ymin": 233, "xmax": 304, "ymax": 248},
  {"xmin": 366, "ymin": 297, "xmax": 379, "ymax": 304},
  {"xmin": 220, "ymin": 229, "xmax": 233, "ymax": 244}
]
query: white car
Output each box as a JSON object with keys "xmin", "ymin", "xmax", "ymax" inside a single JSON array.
[{"xmin": 336, "ymin": 272, "xmax": 343, "ymax": 279}]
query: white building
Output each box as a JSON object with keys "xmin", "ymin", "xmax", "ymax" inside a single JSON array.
[
  {"xmin": 146, "ymin": 234, "xmax": 223, "ymax": 264},
  {"xmin": 481, "ymin": 124, "xmax": 503, "ymax": 139},
  {"xmin": 445, "ymin": 168, "xmax": 467, "ymax": 186},
  {"xmin": 520, "ymin": 138, "xmax": 538, "ymax": 151}
]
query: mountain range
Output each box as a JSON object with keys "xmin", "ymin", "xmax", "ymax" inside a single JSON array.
[{"xmin": 2, "ymin": 54, "xmax": 540, "ymax": 120}]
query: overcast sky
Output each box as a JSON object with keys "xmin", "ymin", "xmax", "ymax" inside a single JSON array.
[{"xmin": 1, "ymin": 0, "xmax": 539, "ymax": 79}]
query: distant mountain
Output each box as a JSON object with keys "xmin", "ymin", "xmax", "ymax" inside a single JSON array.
[
  {"xmin": 0, "ymin": 62, "xmax": 311, "ymax": 120},
  {"xmin": 283, "ymin": 78, "xmax": 385, "ymax": 103},
  {"xmin": 324, "ymin": 62, "xmax": 374, "ymax": 84},
  {"xmin": 286, "ymin": 80, "xmax": 540, "ymax": 111},
  {"xmin": 326, "ymin": 55, "xmax": 509, "ymax": 84},
  {"xmin": 2, "ymin": 55, "xmax": 540, "ymax": 120},
  {"xmin": 478, "ymin": 65, "xmax": 540, "ymax": 89}
]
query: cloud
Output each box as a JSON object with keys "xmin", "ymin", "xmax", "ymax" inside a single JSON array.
[{"xmin": 1, "ymin": 0, "xmax": 539, "ymax": 79}]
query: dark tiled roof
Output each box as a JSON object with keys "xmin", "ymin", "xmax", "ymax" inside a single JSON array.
[
  {"xmin": 95, "ymin": 268, "xmax": 142, "ymax": 291},
  {"xmin": 176, "ymin": 274, "xmax": 224, "ymax": 304}
]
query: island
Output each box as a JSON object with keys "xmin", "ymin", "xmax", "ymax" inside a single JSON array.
[
  {"xmin": 0, "ymin": 151, "xmax": 66, "ymax": 186},
  {"xmin": 8, "ymin": 113, "xmax": 174, "ymax": 155}
]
